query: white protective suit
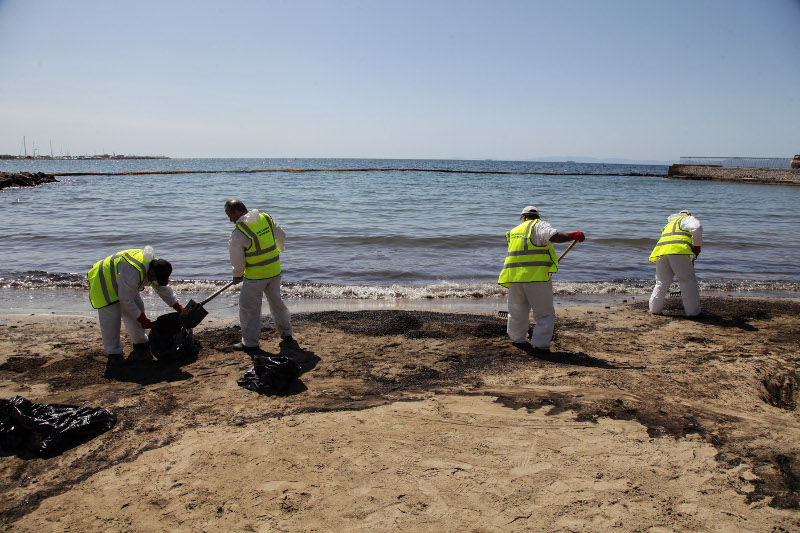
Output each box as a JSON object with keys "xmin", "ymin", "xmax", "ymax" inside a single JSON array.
[
  {"xmin": 506, "ymin": 219, "xmax": 559, "ymax": 350},
  {"xmin": 229, "ymin": 209, "xmax": 293, "ymax": 347},
  {"xmin": 649, "ymin": 213, "xmax": 704, "ymax": 316},
  {"xmin": 97, "ymin": 246, "xmax": 178, "ymax": 355}
]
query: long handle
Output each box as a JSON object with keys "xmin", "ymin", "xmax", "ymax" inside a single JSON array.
[
  {"xmin": 201, "ymin": 281, "xmax": 235, "ymax": 306},
  {"xmin": 558, "ymin": 240, "xmax": 578, "ymax": 261}
]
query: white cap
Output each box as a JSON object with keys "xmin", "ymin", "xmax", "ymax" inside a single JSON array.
[
  {"xmin": 520, "ymin": 205, "xmax": 540, "ymax": 216},
  {"xmin": 668, "ymin": 210, "xmax": 692, "ymax": 222}
]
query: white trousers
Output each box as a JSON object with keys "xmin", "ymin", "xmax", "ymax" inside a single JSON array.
[
  {"xmin": 506, "ymin": 281, "xmax": 555, "ymax": 349},
  {"xmin": 239, "ymin": 275, "xmax": 293, "ymax": 347},
  {"xmin": 649, "ymin": 255, "xmax": 701, "ymax": 316},
  {"xmin": 97, "ymin": 296, "xmax": 147, "ymax": 355}
]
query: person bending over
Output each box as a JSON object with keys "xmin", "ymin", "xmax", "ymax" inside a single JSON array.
[
  {"xmin": 88, "ymin": 246, "xmax": 182, "ymax": 365},
  {"xmin": 648, "ymin": 209, "xmax": 703, "ymax": 317}
]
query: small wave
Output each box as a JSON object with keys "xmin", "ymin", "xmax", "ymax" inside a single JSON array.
[
  {"xmin": 317, "ymin": 234, "xmax": 498, "ymax": 249},
  {"xmin": 0, "ymin": 273, "xmax": 233, "ymax": 292},
  {"xmin": 554, "ymin": 280, "xmax": 653, "ymax": 295},
  {"xmin": 281, "ymin": 279, "xmax": 800, "ymax": 298},
  {"xmin": 696, "ymin": 279, "xmax": 800, "ymax": 293},
  {"xmin": 281, "ymin": 281, "xmax": 506, "ymax": 299},
  {"xmin": 0, "ymin": 271, "xmax": 88, "ymax": 289},
  {"xmin": 2, "ymin": 273, "xmax": 798, "ymax": 298},
  {"xmin": 557, "ymin": 279, "xmax": 800, "ymax": 296}
]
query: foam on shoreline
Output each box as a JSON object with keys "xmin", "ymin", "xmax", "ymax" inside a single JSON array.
[
  {"xmin": 2, "ymin": 273, "xmax": 799, "ymax": 297},
  {"xmin": 2, "ymin": 285, "xmax": 796, "ymax": 322}
]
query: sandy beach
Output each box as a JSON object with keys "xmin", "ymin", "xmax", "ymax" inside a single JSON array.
[{"xmin": 1, "ymin": 296, "xmax": 799, "ymax": 531}]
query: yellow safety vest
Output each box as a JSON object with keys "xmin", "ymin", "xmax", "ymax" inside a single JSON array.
[
  {"xmin": 649, "ymin": 215, "xmax": 695, "ymax": 262},
  {"xmin": 236, "ymin": 212, "xmax": 282, "ymax": 280},
  {"xmin": 498, "ymin": 219, "xmax": 558, "ymax": 287},
  {"xmin": 87, "ymin": 249, "xmax": 146, "ymax": 309}
]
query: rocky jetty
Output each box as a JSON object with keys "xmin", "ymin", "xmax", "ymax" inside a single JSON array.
[
  {"xmin": 0, "ymin": 171, "xmax": 58, "ymax": 190},
  {"xmin": 668, "ymin": 164, "xmax": 800, "ymax": 185}
]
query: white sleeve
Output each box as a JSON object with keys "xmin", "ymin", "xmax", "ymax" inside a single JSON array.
[
  {"xmin": 152, "ymin": 283, "xmax": 178, "ymax": 307},
  {"xmin": 117, "ymin": 261, "xmax": 145, "ymax": 320},
  {"xmin": 229, "ymin": 229, "xmax": 249, "ymax": 278},
  {"xmin": 274, "ymin": 223, "xmax": 286, "ymax": 252},
  {"xmin": 680, "ymin": 216, "xmax": 703, "ymax": 247},
  {"xmin": 533, "ymin": 220, "xmax": 559, "ymax": 246}
]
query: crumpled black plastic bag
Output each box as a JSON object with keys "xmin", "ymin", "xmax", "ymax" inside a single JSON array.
[
  {"xmin": 0, "ymin": 396, "xmax": 116, "ymax": 455},
  {"xmin": 149, "ymin": 312, "xmax": 201, "ymax": 362},
  {"xmin": 237, "ymin": 355, "xmax": 301, "ymax": 395}
]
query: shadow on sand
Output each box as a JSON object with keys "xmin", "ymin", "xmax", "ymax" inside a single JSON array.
[
  {"xmin": 103, "ymin": 350, "xmax": 199, "ymax": 384},
  {"xmin": 513, "ymin": 344, "xmax": 644, "ymax": 370}
]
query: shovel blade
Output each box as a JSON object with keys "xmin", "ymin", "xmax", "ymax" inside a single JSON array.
[{"xmin": 180, "ymin": 299, "xmax": 208, "ymax": 329}]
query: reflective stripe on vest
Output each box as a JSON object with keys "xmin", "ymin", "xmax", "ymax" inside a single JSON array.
[
  {"xmin": 497, "ymin": 219, "xmax": 558, "ymax": 287},
  {"xmin": 648, "ymin": 215, "xmax": 694, "ymax": 262},
  {"xmin": 87, "ymin": 249, "xmax": 146, "ymax": 309},
  {"xmin": 236, "ymin": 213, "xmax": 281, "ymax": 280}
]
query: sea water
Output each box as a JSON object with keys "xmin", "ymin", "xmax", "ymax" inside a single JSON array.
[{"xmin": 1, "ymin": 158, "xmax": 798, "ymax": 315}]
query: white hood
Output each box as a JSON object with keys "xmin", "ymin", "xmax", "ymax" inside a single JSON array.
[
  {"xmin": 238, "ymin": 209, "xmax": 261, "ymax": 225},
  {"xmin": 142, "ymin": 245, "xmax": 156, "ymax": 262}
]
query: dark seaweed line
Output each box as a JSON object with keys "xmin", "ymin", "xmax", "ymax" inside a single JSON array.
[{"xmin": 53, "ymin": 168, "xmax": 664, "ymax": 177}]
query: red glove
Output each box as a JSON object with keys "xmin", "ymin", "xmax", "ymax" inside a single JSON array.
[
  {"xmin": 137, "ymin": 313, "xmax": 153, "ymax": 329},
  {"xmin": 692, "ymin": 246, "xmax": 701, "ymax": 257},
  {"xmin": 172, "ymin": 303, "xmax": 184, "ymax": 312},
  {"xmin": 566, "ymin": 231, "xmax": 585, "ymax": 242}
]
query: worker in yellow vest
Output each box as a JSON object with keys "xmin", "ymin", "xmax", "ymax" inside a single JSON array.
[
  {"xmin": 648, "ymin": 209, "xmax": 703, "ymax": 316},
  {"xmin": 87, "ymin": 245, "xmax": 183, "ymax": 365},
  {"xmin": 225, "ymin": 199, "xmax": 294, "ymax": 353},
  {"xmin": 498, "ymin": 206, "xmax": 585, "ymax": 351}
]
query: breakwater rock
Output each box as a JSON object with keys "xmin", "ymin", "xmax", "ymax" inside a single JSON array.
[
  {"xmin": 0, "ymin": 172, "xmax": 58, "ymax": 190},
  {"xmin": 668, "ymin": 165, "xmax": 800, "ymax": 185}
]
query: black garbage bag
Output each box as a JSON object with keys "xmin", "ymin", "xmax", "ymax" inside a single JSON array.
[
  {"xmin": 237, "ymin": 355, "xmax": 301, "ymax": 395},
  {"xmin": 0, "ymin": 396, "xmax": 116, "ymax": 455},
  {"xmin": 149, "ymin": 312, "xmax": 201, "ymax": 362}
]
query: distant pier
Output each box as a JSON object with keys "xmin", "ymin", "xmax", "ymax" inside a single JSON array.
[{"xmin": 667, "ymin": 164, "xmax": 800, "ymax": 185}]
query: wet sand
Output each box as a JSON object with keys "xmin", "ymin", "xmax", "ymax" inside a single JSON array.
[{"xmin": 1, "ymin": 296, "xmax": 799, "ymax": 531}]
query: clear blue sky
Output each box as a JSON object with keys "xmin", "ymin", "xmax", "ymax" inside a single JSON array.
[{"xmin": 1, "ymin": 0, "xmax": 798, "ymax": 161}]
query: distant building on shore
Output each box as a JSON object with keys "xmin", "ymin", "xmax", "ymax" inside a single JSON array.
[
  {"xmin": 679, "ymin": 156, "xmax": 793, "ymax": 170},
  {"xmin": 0, "ymin": 154, "xmax": 169, "ymax": 160}
]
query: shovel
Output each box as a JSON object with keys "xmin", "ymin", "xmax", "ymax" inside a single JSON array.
[
  {"xmin": 179, "ymin": 281, "xmax": 235, "ymax": 328},
  {"xmin": 558, "ymin": 240, "xmax": 578, "ymax": 261}
]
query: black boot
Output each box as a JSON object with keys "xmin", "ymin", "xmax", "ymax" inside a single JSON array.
[
  {"xmin": 129, "ymin": 342, "xmax": 153, "ymax": 362},
  {"xmin": 107, "ymin": 353, "xmax": 125, "ymax": 366}
]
